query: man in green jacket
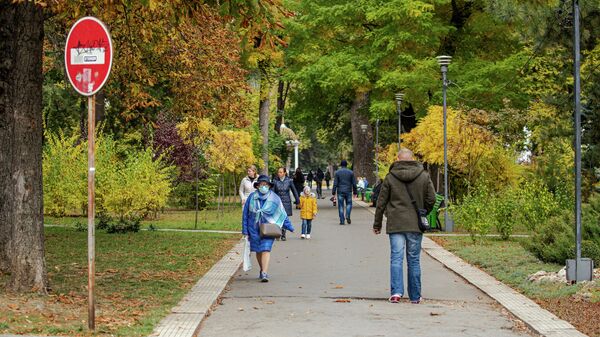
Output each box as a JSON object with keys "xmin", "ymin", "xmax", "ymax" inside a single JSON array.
[{"xmin": 373, "ymin": 148, "xmax": 436, "ymax": 304}]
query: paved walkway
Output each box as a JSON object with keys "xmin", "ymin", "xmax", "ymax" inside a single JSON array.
[{"xmin": 197, "ymin": 198, "xmax": 533, "ymax": 337}]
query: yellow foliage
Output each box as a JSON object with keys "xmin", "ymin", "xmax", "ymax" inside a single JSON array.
[
  {"xmin": 206, "ymin": 130, "xmax": 256, "ymax": 174},
  {"xmin": 399, "ymin": 105, "xmax": 519, "ymax": 188},
  {"xmin": 177, "ymin": 117, "xmax": 217, "ymax": 146}
]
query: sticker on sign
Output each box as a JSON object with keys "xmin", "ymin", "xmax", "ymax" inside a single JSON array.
[{"xmin": 71, "ymin": 48, "xmax": 106, "ymax": 65}]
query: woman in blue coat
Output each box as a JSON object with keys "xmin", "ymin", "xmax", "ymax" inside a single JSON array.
[
  {"xmin": 242, "ymin": 175, "xmax": 294, "ymax": 282},
  {"xmin": 271, "ymin": 167, "xmax": 300, "ymax": 241}
]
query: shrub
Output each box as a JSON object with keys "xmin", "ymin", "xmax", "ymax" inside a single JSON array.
[
  {"xmin": 525, "ymin": 194, "xmax": 600, "ymax": 265},
  {"xmin": 453, "ymin": 185, "xmax": 496, "ymax": 241},
  {"xmin": 168, "ymin": 176, "xmax": 217, "ymax": 209},
  {"xmin": 494, "ymin": 189, "xmax": 519, "ymax": 240},
  {"xmin": 516, "ymin": 180, "xmax": 561, "ymax": 231},
  {"xmin": 43, "ymin": 132, "xmax": 175, "ymax": 224},
  {"xmin": 105, "ymin": 217, "xmax": 142, "ymax": 234},
  {"xmin": 42, "ymin": 131, "xmax": 86, "ymax": 216},
  {"xmin": 454, "ymin": 178, "xmax": 567, "ymax": 241},
  {"xmin": 93, "ymin": 135, "xmax": 174, "ymax": 220}
]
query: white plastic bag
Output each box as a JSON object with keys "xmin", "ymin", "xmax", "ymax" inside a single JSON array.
[{"xmin": 243, "ymin": 236, "xmax": 252, "ymax": 272}]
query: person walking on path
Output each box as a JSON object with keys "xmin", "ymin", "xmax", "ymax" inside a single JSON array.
[
  {"xmin": 315, "ymin": 168, "xmax": 325, "ymax": 199},
  {"xmin": 324, "ymin": 171, "xmax": 331, "ymax": 190},
  {"xmin": 272, "ymin": 167, "xmax": 300, "ymax": 241},
  {"xmin": 357, "ymin": 177, "xmax": 365, "ymax": 201},
  {"xmin": 293, "ymin": 167, "xmax": 305, "ymax": 200},
  {"xmin": 332, "ymin": 160, "xmax": 357, "ymax": 225},
  {"xmin": 242, "ymin": 175, "xmax": 294, "ymax": 282},
  {"xmin": 299, "ymin": 186, "xmax": 318, "ymax": 239},
  {"xmin": 239, "ymin": 165, "xmax": 258, "ymax": 205},
  {"xmin": 373, "ymin": 148, "xmax": 436, "ymax": 304},
  {"xmin": 306, "ymin": 170, "xmax": 314, "ymax": 188}
]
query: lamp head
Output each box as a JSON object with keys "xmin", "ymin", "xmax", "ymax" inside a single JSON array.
[
  {"xmin": 436, "ymin": 55, "xmax": 452, "ymax": 67},
  {"xmin": 395, "ymin": 92, "xmax": 404, "ymax": 104}
]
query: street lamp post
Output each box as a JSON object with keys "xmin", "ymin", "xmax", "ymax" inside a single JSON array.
[
  {"xmin": 436, "ymin": 55, "xmax": 453, "ymax": 233},
  {"xmin": 286, "ymin": 139, "xmax": 300, "ymax": 170},
  {"xmin": 395, "ymin": 93, "xmax": 404, "ymax": 149},
  {"xmin": 567, "ymin": 0, "xmax": 593, "ymax": 282}
]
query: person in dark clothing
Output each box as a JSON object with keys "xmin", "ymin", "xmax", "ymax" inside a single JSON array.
[
  {"xmin": 293, "ymin": 168, "xmax": 305, "ymax": 201},
  {"xmin": 332, "ymin": 160, "xmax": 357, "ymax": 225},
  {"xmin": 324, "ymin": 171, "xmax": 331, "ymax": 190},
  {"xmin": 272, "ymin": 167, "xmax": 300, "ymax": 241},
  {"xmin": 306, "ymin": 170, "xmax": 314, "ymax": 188},
  {"xmin": 373, "ymin": 149, "xmax": 436, "ymax": 304},
  {"xmin": 315, "ymin": 168, "xmax": 325, "ymax": 198}
]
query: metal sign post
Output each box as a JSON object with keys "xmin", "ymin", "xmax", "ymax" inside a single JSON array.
[
  {"xmin": 65, "ymin": 16, "xmax": 113, "ymax": 330},
  {"xmin": 87, "ymin": 95, "xmax": 96, "ymax": 329}
]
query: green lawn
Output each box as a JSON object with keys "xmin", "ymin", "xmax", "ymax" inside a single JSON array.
[
  {"xmin": 0, "ymin": 226, "xmax": 239, "ymax": 336},
  {"xmin": 430, "ymin": 236, "xmax": 596, "ymax": 300},
  {"xmin": 45, "ymin": 207, "xmax": 242, "ymax": 232}
]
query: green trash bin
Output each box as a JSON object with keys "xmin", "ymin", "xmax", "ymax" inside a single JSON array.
[
  {"xmin": 426, "ymin": 194, "xmax": 445, "ymax": 230},
  {"xmin": 365, "ymin": 188, "xmax": 373, "ymax": 203}
]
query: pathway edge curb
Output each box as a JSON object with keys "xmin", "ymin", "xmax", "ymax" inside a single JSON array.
[
  {"xmin": 355, "ymin": 199, "xmax": 587, "ymax": 337},
  {"xmin": 149, "ymin": 238, "xmax": 244, "ymax": 337}
]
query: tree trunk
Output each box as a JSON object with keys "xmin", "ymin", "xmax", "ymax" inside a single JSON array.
[
  {"xmin": 95, "ymin": 89, "xmax": 105, "ymax": 124},
  {"xmin": 0, "ymin": 2, "xmax": 15, "ymax": 273},
  {"xmin": 0, "ymin": 1, "xmax": 48, "ymax": 293},
  {"xmin": 350, "ymin": 91, "xmax": 376, "ymax": 185},
  {"xmin": 259, "ymin": 78, "xmax": 271, "ymax": 175}
]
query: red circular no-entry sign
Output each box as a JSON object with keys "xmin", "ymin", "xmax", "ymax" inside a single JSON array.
[{"xmin": 65, "ymin": 17, "xmax": 113, "ymax": 96}]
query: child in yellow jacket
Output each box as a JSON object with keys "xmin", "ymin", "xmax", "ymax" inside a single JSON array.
[{"xmin": 299, "ymin": 186, "xmax": 318, "ymax": 239}]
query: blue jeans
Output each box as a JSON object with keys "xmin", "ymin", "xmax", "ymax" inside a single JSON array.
[
  {"xmin": 337, "ymin": 192, "xmax": 352, "ymax": 223},
  {"xmin": 302, "ymin": 219, "xmax": 312, "ymax": 234},
  {"xmin": 389, "ymin": 233, "xmax": 423, "ymax": 301}
]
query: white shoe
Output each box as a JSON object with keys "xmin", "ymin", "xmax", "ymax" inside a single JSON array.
[
  {"xmin": 301, "ymin": 234, "xmax": 306, "ymax": 239},
  {"xmin": 306, "ymin": 234, "xmax": 311, "ymax": 239}
]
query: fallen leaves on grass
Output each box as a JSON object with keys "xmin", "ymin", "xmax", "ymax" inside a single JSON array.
[{"xmin": 537, "ymin": 298, "xmax": 600, "ymax": 337}]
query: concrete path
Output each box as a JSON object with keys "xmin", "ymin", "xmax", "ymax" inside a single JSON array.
[{"xmin": 197, "ymin": 198, "xmax": 532, "ymax": 337}]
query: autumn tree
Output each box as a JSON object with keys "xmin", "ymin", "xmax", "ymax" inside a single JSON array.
[
  {"xmin": 284, "ymin": 0, "xmax": 451, "ymax": 184},
  {"xmin": 0, "ymin": 0, "xmax": 48, "ymax": 293}
]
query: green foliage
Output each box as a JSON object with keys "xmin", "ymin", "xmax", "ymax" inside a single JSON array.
[
  {"xmin": 168, "ymin": 177, "xmax": 218, "ymax": 209},
  {"xmin": 42, "ymin": 131, "xmax": 87, "ymax": 216},
  {"xmin": 493, "ymin": 190, "xmax": 519, "ymax": 240},
  {"xmin": 454, "ymin": 179, "xmax": 566, "ymax": 241},
  {"xmin": 96, "ymin": 135, "xmax": 174, "ymax": 220},
  {"xmin": 452, "ymin": 184, "xmax": 496, "ymax": 241},
  {"xmin": 525, "ymin": 194, "xmax": 600, "ymax": 266},
  {"xmin": 43, "ymin": 132, "xmax": 174, "ymax": 222}
]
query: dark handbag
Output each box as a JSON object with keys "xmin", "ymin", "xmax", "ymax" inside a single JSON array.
[
  {"xmin": 259, "ymin": 223, "xmax": 282, "ymax": 238},
  {"xmin": 390, "ymin": 170, "xmax": 431, "ymax": 232}
]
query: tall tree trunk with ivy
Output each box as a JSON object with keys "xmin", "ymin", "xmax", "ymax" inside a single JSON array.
[
  {"xmin": 0, "ymin": 1, "xmax": 48, "ymax": 293},
  {"xmin": 350, "ymin": 91, "xmax": 375, "ymax": 185}
]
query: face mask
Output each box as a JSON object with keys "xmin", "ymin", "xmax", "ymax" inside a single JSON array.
[{"xmin": 258, "ymin": 185, "xmax": 269, "ymax": 194}]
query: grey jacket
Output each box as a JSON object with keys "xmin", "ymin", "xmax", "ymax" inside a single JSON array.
[
  {"xmin": 332, "ymin": 167, "xmax": 357, "ymax": 195},
  {"xmin": 272, "ymin": 176, "xmax": 300, "ymax": 216},
  {"xmin": 373, "ymin": 161, "xmax": 436, "ymax": 233}
]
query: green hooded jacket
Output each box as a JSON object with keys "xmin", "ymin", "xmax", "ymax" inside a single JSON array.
[{"xmin": 373, "ymin": 161, "xmax": 436, "ymax": 234}]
